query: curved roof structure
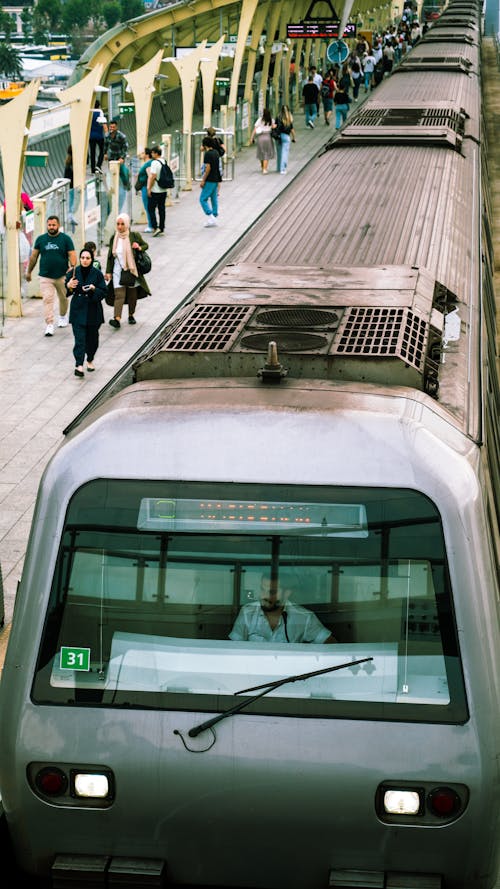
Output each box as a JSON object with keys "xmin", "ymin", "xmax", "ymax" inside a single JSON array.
[{"xmin": 71, "ymin": 0, "xmax": 399, "ymax": 92}]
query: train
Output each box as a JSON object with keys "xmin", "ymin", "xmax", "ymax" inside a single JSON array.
[{"xmin": 1, "ymin": 1, "xmax": 499, "ymax": 887}]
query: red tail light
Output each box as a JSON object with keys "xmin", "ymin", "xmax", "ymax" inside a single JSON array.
[
  {"xmin": 428, "ymin": 786, "xmax": 461, "ymax": 817},
  {"xmin": 35, "ymin": 767, "xmax": 68, "ymax": 797}
]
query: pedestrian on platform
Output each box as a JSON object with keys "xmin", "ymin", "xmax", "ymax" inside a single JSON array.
[
  {"xmin": 104, "ymin": 119, "xmax": 129, "ymax": 212},
  {"xmin": 146, "ymin": 146, "xmax": 168, "ymax": 236},
  {"xmin": 274, "ymin": 105, "xmax": 296, "ymax": 174},
  {"xmin": 334, "ymin": 80, "xmax": 351, "ymax": 130},
  {"xmin": 321, "ymin": 69, "xmax": 336, "ymax": 124},
  {"xmin": 105, "ymin": 212, "xmax": 150, "ymax": 329},
  {"xmin": 135, "ymin": 147, "xmax": 155, "ymax": 232},
  {"xmin": 65, "ymin": 247, "xmax": 107, "ymax": 378},
  {"xmin": 309, "ymin": 66, "xmax": 323, "ymax": 116},
  {"xmin": 25, "ymin": 214, "xmax": 77, "ymax": 337},
  {"xmin": 103, "ymin": 118, "xmax": 128, "ymax": 164},
  {"xmin": 205, "ymin": 126, "xmax": 225, "ymax": 192},
  {"xmin": 199, "ymin": 136, "xmax": 222, "ymax": 226},
  {"xmin": 362, "ymin": 50, "xmax": 376, "ymax": 91},
  {"xmin": 89, "ymin": 100, "xmax": 106, "ymax": 174},
  {"xmin": 83, "ymin": 241, "xmax": 102, "ymax": 270},
  {"xmin": 250, "ymin": 108, "xmax": 275, "ymax": 174},
  {"xmin": 64, "ymin": 144, "xmax": 77, "ymax": 225},
  {"xmin": 302, "ymin": 74, "xmax": 319, "ymax": 128}
]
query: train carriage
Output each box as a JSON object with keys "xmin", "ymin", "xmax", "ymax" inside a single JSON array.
[{"xmin": 0, "ymin": 2, "xmax": 499, "ymax": 887}]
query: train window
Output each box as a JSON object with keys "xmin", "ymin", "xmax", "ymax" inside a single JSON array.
[{"xmin": 31, "ymin": 480, "xmax": 467, "ymax": 723}]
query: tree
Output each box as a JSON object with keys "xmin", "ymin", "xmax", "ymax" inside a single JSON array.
[
  {"xmin": 102, "ymin": 1, "xmax": 121, "ymax": 28},
  {"xmin": 32, "ymin": 0, "xmax": 63, "ymax": 38},
  {"xmin": 0, "ymin": 43, "xmax": 22, "ymax": 79},
  {"xmin": 0, "ymin": 6, "xmax": 15, "ymax": 38},
  {"xmin": 21, "ymin": 7, "xmax": 33, "ymax": 42},
  {"xmin": 62, "ymin": 0, "xmax": 91, "ymax": 33},
  {"xmin": 120, "ymin": 0, "xmax": 144, "ymax": 21}
]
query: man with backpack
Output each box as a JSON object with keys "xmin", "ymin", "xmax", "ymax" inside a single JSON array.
[{"xmin": 146, "ymin": 146, "xmax": 174, "ymax": 237}]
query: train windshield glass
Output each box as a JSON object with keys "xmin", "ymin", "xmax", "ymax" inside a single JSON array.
[{"xmin": 32, "ymin": 480, "xmax": 467, "ymax": 722}]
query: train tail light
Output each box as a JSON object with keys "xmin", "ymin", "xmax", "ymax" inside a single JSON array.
[
  {"xmin": 427, "ymin": 786, "xmax": 461, "ymax": 818},
  {"xmin": 34, "ymin": 767, "xmax": 68, "ymax": 797}
]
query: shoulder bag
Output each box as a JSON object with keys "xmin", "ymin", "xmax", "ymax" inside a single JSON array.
[{"xmin": 134, "ymin": 248, "xmax": 152, "ymax": 276}]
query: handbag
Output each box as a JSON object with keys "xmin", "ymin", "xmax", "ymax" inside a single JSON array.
[
  {"xmin": 105, "ymin": 281, "xmax": 114, "ymax": 306},
  {"xmin": 134, "ymin": 248, "xmax": 152, "ymax": 276},
  {"xmin": 119, "ymin": 268, "xmax": 137, "ymax": 287},
  {"xmin": 271, "ymin": 125, "xmax": 281, "ymax": 140}
]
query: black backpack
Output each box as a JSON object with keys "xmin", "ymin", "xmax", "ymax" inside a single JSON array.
[{"xmin": 157, "ymin": 159, "xmax": 174, "ymax": 190}]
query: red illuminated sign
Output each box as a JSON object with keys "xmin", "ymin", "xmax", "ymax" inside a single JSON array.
[{"xmin": 287, "ymin": 21, "xmax": 357, "ymax": 38}]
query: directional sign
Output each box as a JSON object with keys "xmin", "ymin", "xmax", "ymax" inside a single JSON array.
[{"xmin": 287, "ymin": 21, "xmax": 356, "ymax": 38}]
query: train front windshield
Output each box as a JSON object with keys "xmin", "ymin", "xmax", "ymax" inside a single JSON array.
[{"xmin": 33, "ymin": 481, "xmax": 467, "ymax": 722}]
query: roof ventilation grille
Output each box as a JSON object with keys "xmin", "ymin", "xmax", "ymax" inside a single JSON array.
[
  {"xmin": 255, "ymin": 307, "xmax": 340, "ymax": 328},
  {"xmin": 240, "ymin": 332, "xmax": 328, "ymax": 352},
  {"xmin": 161, "ymin": 304, "xmax": 253, "ymax": 352},
  {"xmin": 333, "ymin": 307, "xmax": 426, "ymax": 370}
]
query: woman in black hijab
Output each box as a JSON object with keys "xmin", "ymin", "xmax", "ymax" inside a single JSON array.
[{"xmin": 65, "ymin": 247, "xmax": 107, "ymax": 377}]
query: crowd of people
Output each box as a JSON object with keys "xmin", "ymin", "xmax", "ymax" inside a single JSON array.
[{"xmin": 297, "ymin": 16, "xmax": 425, "ymax": 131}]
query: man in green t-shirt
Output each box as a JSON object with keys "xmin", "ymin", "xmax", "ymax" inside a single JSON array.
[{"xmin": 26, "ymin": 215, "xmax": 77, "ymax": 337}]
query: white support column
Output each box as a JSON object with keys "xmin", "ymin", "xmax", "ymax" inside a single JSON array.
[
  {"xmin": 227, "ymin": 0, "xmax": 261, "ymax": 129},
  {"xmin": 200, "ymin": 35, "xmax": 226, "ymax": 130},
  {"xmin": 167, "ymin": 41, "xmax": 209, "ymax": 189},
  {"xmin": 124, "ymin": 49, "xmax": 165, "ymax": 156},
  {"xmin": 0, "ymin": 79, "xmax": 41, "ymax": 317},
  {"xmin": 57, "ymin": 64, "xmax": 105, "ymax": 252}
]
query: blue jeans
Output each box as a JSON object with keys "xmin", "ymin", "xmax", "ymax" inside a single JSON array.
[
  {"xmin": 305, "ymin": 103, "xmax": 317, "ymax": 126},
  {"xmin": 200, "ymin": 181, "xmax": 218, "ymax": 217},
  {"xmin": 141, "ymin": 185, "xmax": 154, "ymax": 228},
  {"xmin": 335, "ymin": 103, "xmax": 349, "ymax": 129},
  {"xmin": 276, "ymin": 134, "xmax": 291, "ymax": 172}
]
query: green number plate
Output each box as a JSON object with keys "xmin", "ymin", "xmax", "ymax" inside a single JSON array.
[{"xmin": 60, "ymin": 646, "xmax": 91, "ymax": 672}]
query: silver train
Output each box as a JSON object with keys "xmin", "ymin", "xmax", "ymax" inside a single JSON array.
[{"xmin": 1, "ymin": 2, "xmax": 500, "ymax": 886}]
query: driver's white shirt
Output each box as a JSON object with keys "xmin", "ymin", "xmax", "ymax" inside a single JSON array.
[{"xmin": 229, "ymin": 601, "xmax": 331, "ymax": 643}]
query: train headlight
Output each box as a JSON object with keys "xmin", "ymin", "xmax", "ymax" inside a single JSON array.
[
  {"xmin": 383, "ymin": 788, "xmax": 421, "ymax": 815},
  {"xmin": 72, "ymin": 772, "xmax": 110, "ymax": 799}
]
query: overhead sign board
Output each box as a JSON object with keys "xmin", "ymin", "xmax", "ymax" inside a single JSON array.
[{"xmin": 287, "ymin": 21, "xmax": 357, "ymax": 38}]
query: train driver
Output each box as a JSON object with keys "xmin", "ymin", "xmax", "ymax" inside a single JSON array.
[{"xmin": 229, "ymin": 575, "xmax": 337, "ymax": 644}]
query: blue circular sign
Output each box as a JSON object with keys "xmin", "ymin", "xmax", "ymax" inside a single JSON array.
[{"xmin": 326, "ymin": 39, "xmax": 349, "ymax": 64}]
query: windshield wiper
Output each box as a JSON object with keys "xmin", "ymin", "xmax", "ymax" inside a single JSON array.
[{"xmin": 187, "ymin": 656, "xmax": 373, "ymax": 738}]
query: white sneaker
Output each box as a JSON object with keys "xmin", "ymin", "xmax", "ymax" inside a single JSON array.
[
  {"xmin": 204, "ymin": 217, "xmax": 216, "ymax": 227},
  {"xmin": 58, "ymin": 315, "xmax": 69, "ymax": 328},
  {"xmin": 44, "ymin": 324, "xmax": 54, "ymax": 337},
  {"xmin": 143, "ymin": 227, "xmax": 154, "ymax": 233}
]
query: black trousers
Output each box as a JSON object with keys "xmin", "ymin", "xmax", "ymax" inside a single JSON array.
[
  {"xmin": 72, "ymin": 323, "xmax": 100, "ymax": 366},
  {"xmin": 148, "ymin": 192, "xmax": 166, "ymax": 232},
  {"xmin": 89, "ymin": 139, "xmax": 104, "ymax": 172}
]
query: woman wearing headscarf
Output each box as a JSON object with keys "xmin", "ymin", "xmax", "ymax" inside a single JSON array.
[
  {"xmin": 65, "ymin": 247, "xmax": 107, "ymax": 377},
  {"xmin": 105, "ymin": 212, "xmax": 150, "ymax": 329}
]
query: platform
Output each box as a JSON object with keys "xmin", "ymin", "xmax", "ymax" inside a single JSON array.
[{"xmin": 0, "ymin": 113, "xmax": 334, "ymax": 630}]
